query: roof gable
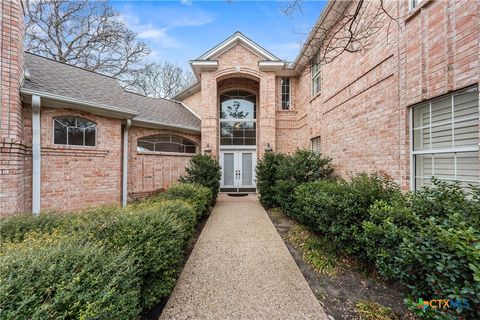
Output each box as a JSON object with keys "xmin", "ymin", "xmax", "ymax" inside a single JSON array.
[{"xmin": 197, "ymin": 31, "xmax": 280, "ymax": 61}]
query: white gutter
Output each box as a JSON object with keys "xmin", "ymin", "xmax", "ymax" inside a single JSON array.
[
  {"xmin": 122, "ymin": 119, "xmax": 131, "ymax": 207},
  {"xmin": 131, "ymin": 118, "xmax": 201, "ymax": 133},
  {"xmin": 20, "ymin": 88, "xmax": 138, "ymax": 118},
  {"xmin": 31, "ymin": 95, "xmax": 41, "ymax": 215}
]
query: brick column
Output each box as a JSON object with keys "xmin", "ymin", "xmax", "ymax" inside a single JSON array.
[
  {"xmin": 258, "ymin": 72, "xmax": 276, "ymax": 158},
  {"xmin": 0, "ymin": 0, "xmax": 27, "ymax": 215},
  {"xmin": 200, "ymin": 73, "xmax": 219, "ymax": 157}
]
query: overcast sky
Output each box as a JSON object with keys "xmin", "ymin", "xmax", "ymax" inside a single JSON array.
[{"xmin": 111, "ymin": 0, "xmax": 326, "ymax": 69}]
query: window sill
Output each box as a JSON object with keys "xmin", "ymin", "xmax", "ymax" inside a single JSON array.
[
  {"xmin": 41, "ymin": 146, "xmax": 108, "ymax": 157},
  {"xmin": 405, "ymin": 0, "xmax": 432, "ymax": 23},
  {"xmin": 310, "ymin": 92, "xmax": 321, "ymax": 103},
  {"xmin": 137, "ymin": 151, "xmax": 197, "ymax": 157},
  {"xmin": 276, "ymin": 109, "xmax": 297, "ymax": 114}
]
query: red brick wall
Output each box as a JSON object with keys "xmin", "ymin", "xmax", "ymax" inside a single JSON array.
[
  {"xmin": 22, "ymin": 106, "xmax": 123, "ymax": 211},
  {"xmin": 0, "ymin": 0, "xmax": 27, "ymax": 215},
  {"xmin": 295, "ymin": 0, "xmax": 479, "ymax": 190},
  {"xmin": 128, "ymin": 127, "xmax": 200, "ymax": 198}
]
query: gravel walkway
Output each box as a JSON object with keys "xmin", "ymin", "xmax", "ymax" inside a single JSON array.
[{"xmin": 159, "ymin": 199, "xmax": 328, "ymax": 320}]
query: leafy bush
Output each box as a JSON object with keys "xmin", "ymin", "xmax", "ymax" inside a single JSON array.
[
  {"xmin": 293, "ymin": 172, "xmax": 401, "ymax": 259},
  {"xmin": 159, "ymin": 183, "xmax": 212, "ymax": 217},
  {"xmin": 180, "ymin": 154, "xmax": 221, "ymax": 203},
  {"xmin": 363, "ymin": 180, "xmax": 480, "ymax": 319},
  {"xmin": 92, "ymin": 208, "xmax": 186, "ymax": 309},
  {"xmin": 0, "ymin": 182, "xmax": 213, "ymax": 317},
  {"xmin": 273, "ymin": 149, "xmax": 333, "ymax": 213},
  {"xmin": 255, "ymin": 152, "xmax": 285, "ymax": 208},
  {"xmin": 0, "ymin": 232, "xmax": 140, "ymax": 320}
]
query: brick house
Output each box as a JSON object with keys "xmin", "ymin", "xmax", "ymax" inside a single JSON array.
[{"xmin": 1, "ymin": 0, "xmax": 478, "ymax": 215}]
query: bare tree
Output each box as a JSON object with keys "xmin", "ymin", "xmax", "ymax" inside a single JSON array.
[
  {"xmin": 25, "ymin": 0, "xmax": 150, "ymax": 79},
  {"xmin": 126, "ymin": 62, "xmax": 195, "ymax": 99},
  {"xmin": 282, "ymin": 0, "xmax": 401, "ymax": 66}
]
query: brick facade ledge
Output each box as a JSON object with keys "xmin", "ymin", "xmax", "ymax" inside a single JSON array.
[
  {"xmin": 41, "ymin": 147, "xmax": 109, "ymax": 157},
  {"xmin": 137, "ymin": 151, "xmax": 196, "ymax": 157}
]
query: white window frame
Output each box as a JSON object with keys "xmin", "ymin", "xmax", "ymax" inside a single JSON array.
[
  {"xmin": 410, "ymin": 86, "xmax": 479, "ymax": 190},
  {"xmin": 311, "ymin": 62, "xmax": 321, "ymax": 96},
  {"xmin": 410, "ymin": 0, "xmax": 422, "ymax": 10},
  {"xmin": 137, "ymin": 134, "xmax": 198, "ymax": 154},
  {"xmin": 311, "ymin": 136, "xmax": 321, "ymax": 155},
  {"xmin": 281, "ymin": 77, "xmax": 291, "ymax": 110},
  {"xmin": 52, "ymin": 116, "xmax": 97, "ymax": 147}
]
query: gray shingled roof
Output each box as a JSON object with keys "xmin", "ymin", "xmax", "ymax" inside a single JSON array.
[
  {"xmin": 123, "ymin": 91, "xmax": 200, "ymax": 131},
  {"xmin": 22, "ymin": 53, "xmax": 200, "ymax": 131}
]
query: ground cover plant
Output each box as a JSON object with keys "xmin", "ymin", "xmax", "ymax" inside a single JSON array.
[
  {"xmin": 256, "ymin": 151, "xmax": 480, "ymax": 319},
  {"xmin": 0, "ymin": 183, "xmax": 213, "ymax": 320}
]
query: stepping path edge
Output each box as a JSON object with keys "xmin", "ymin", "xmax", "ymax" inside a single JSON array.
[{"xmin": 159, "ymin": 200, "xmax": 328, "ymax": 320}]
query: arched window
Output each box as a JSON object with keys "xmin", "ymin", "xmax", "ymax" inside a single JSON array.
[
  {"xmin": 137, "ymin": 135, "xmax": 198, "ymax": 154},
  {"xmin": 54, "ymin": 116, "xmax": 96, "ymax": 146},
  {"xmin": 220, "ymin": 90, "xmax": 256, "ymax": 145}
]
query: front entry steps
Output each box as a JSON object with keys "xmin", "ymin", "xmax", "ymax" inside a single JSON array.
[{"xmin": 217, "ymin": 193, "xmax": 258, "ymax": 202}]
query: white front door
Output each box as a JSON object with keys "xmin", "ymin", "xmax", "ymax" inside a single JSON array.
[{"xmin": 220, "ymin": 150, "xmax": 256, "ymax": 192}]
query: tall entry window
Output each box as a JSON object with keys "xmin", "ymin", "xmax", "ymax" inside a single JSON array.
[
  {"xmin": 281, "ymin": 77, "xmax": 291, "ymax": 110},
  {"xmin": 220, "ymin": 90, "xmax": 256, "ymax": 145},
  {"xmin": 412, "ymin": 86, "xmax": 479, "ymax": 189}
]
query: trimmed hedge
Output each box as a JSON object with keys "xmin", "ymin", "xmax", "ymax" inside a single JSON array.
[
  {"xmin": 0, "ymin": 233, "xmax": 140, "ymax": 320},
  {"xmin": 157, "ymin": 183, "xmax": 212, "ymax": 217},
  {"xmin": 292, "ymin": 172, "xmax": 401, "ymax": 260},
  {"xmin": 0, "ymin": 182, "xmax": 212, "ymax": 319},
  {"xmin": 256, "ymin": 155, "xmax": 480, "ymax": 319}
]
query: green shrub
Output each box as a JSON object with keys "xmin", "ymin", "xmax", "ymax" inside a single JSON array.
[
  {"xmin": 158, "ymin": 183, "xmax": 212, "ymax": 217},
  {"xmin": 0, "ymin": 187, "xmax": 211, "ymax": 314},
  {"xmin": 0, "ymin": 211, "xmax": 65, "ymax": 243},
  {"xmin": 255, "ymin": 152, "xmax": 285, "ymax": 208},
  {"xmin": 180, "ymin": 154, "xmax": 221, "ymax": 202},
  {"xmin": 91, "ymin": 208, "xmax": 186, "ymax": 309},
  {"xmin": 0, "ymin": 206, "xmax": 121, "ymax": 244},
  {"xmin": 363, "ymin": 181, "xmax": 480, "ymax": 319},
  {"xmin": 0, "ymin": 232, "xmax": 140, "ymax": 320},
  {"xmin": 293, "ymin": 172, "xmax": 401, "ymax": 259},
  {"xmin": 273, "ymin": 149, "xmax": 333, "ymax": 213}
]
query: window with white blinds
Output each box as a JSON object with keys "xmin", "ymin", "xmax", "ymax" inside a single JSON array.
[
  {"xmin": 412, "ymin": 86, "xmax": 479, "ymax": 189},
  {"xmin": 311, "ymin": 136, "xmax": 321, "ymax": 155}
]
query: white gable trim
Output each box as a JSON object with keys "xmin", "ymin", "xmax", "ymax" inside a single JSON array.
[{"xmin": 197, "ymin": 32, "xmax": 280, "ymax": 61}]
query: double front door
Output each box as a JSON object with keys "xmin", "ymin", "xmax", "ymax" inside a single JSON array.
[{"xmin": 220, "ymin": 150, "xmax": 257, "ymax": 193}]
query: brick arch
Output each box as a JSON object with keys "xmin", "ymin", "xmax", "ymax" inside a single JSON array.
[
  {"xmin": 213, "ymin": 67, "xmax": 262, "ymax": 83},
  {"xmin": 217, "ymin": 77, "xmax": 260, "ymax": 95}
]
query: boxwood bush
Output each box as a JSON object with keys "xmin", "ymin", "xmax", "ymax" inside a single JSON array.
[
  {"xmin": 0, "ymin": 182, "xmax": 213, "ymax": 319},
  {"xmin": 0, "ymin": 232, "xmax": 140, "ymax": 320}
]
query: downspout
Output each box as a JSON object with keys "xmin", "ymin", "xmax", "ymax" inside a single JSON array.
[
  {"xmin": 122, "ymin": 119, "xmax": 131, "ymax": 207},
  {"xmin": 31, "ymin": 95, "xmax": 41, "ymax": 215}
]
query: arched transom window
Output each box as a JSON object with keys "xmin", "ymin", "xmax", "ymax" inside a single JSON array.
[
  {"xmin": 54, "ymin": 116, "xmax": 96, "ymax": 146},
  {"xmin": 220, "ymin": 90, "xmax": 256, "ymax": 145},
  {"xmin": 137, "ymin": 135, "xmax": 198, "ymax": 154}
]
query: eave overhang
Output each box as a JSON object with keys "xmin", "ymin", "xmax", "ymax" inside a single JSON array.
[{"xmin": 20, "ymin": 88, "xmax": 138, "ymax": 119}]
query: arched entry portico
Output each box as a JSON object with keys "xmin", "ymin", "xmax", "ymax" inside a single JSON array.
[{"xmin": 217, "ymin": 76, "xmax": 259, "ymax": 193}]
